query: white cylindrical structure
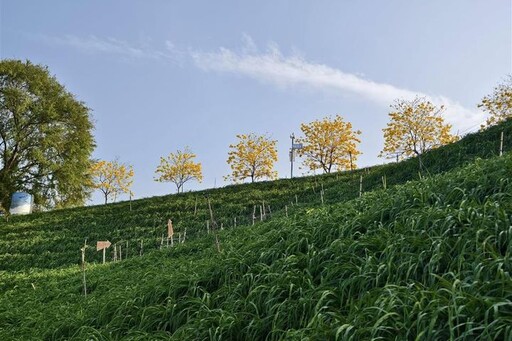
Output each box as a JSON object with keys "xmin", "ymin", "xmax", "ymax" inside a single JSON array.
[{"xmin": 9, "ymin": 192, "xmax": 33, "ymax": 215}]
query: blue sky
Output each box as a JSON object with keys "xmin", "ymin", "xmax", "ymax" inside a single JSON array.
[{"xmin": 1, "ymin": 1, "xmax": 511, "ymax": 205}]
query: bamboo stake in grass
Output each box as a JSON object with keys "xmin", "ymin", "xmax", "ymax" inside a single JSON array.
[
  {"xmin": 285, "ymin": 205, "xmax": 288, "ymax": 218},
  {"xmin": 259, "ymin": 205, "xmax": 263, "ymax": 221},
  {"xmin": 234, "ymin": 217, "xmax": 237, "ymax": 228},
  {"xmin": 500, "ymin": 131, "xmax": 504, "ymax": 156},
  {"xmin": 382, "ymin": 175, "xmax": 387, "ymax": 189},
  {"xmin": 321, "ymin": 190, "xmax": 324, "ymax": 205},
  {"xmin": 113, "ymin": 244, "xmax": 117, "ymax": 262},
  {"xmin": 207, "ymin": 196, "xmax": 221, "ymax": 253},
  {"xmin": 252, "ymin": 205, "xmax": 256, "ymax": 225},
  {"xmin": 80, "ymin": 239, "xmax": 88, "ymax": 297},
  {"xmin": 359, "ymin": 175, "xmax": 363, "ymax": 197}
]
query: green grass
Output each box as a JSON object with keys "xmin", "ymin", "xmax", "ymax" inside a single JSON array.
[{"xmin": 1, "ymin": 120, "xmax": 512, "ymax": 340}]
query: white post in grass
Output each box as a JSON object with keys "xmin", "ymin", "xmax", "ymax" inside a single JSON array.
[
  {"xmin": 359, "ymin": 175, "xmax": 363, "ymax": 197},
  {"xmin": 113, "ymin": 244, "xmax": 117, "ymax": 262},
  {"xmin": 234, "ymin": 217, "xmax": 237, "ymax": 228},
  {"xmin": 500, "ymin": 131, "xmax": 504, "ymax": 156},
  {"xmin": 81, "ymin": 239, "xmax": 87, "ymax": 297},
  {"xmin": 321, "ymin": 190, "xmax": 324, "ymax": 205},
  {"xmin": 382, "ymin": 175, "xmax": 387, "ymax": 190},
  {"xmin": 285, "ymin": 205, "xmax": 288, "ymax": 218},
  {"xmin": 260, "ymin": 205, "xmax": 263, "ymax": 221},
  {"xmin": 252, "ymin": 205, "xmax": 256, "ymax": 225}
]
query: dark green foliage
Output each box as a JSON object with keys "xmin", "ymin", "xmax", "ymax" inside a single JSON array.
[
  {"xmin": 0, "ymin": 120, "xmax": 512, "ymax": 340},
  {"xmin": 0, "ymin": 60, "xmax": 95, "ymax": 210}
]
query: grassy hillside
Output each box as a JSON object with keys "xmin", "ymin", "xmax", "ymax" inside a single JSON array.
[
  {"xmin": 1, "ymin": 120, "xmax": 511, "ymax": 272},
  {"xmin": 0, "ymin": 121, "xmax": 511, "ymax": 340}
]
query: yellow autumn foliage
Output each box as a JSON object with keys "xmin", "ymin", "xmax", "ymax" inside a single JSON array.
[
  {"xmin": 226, "ymin": 134, "xmax": 278, "ymax": 183},
  {"xmin": 479, "ymin": 76, "xmax": 512, "ymax": 129},
  {"xmin": 90, "ymin": 160, "xmax": 134, "ymax": 204},
  {"xmin": 380, "ymin": 97, "xmax": 458, "ymax": 161},
  {"xmin": 297, "ymin": 115, "xmax": 362, "ymax": 173},
  {"xmin": 155, "ymin": 147, "xmax": 203, "ymax": 193}
]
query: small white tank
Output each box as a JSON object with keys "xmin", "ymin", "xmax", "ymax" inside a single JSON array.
[{"xmin": 9, "ymin": 192, "xmax": 33, "ymax": 215}]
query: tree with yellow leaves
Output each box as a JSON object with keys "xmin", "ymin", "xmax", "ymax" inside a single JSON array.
[
  {"xmin": 90, "ymin": 159, "xmax": 134, "ymax": 204},
  {"xmin": 296, "ymin": 115, "xmax": 361, "ymax": 173},
  {"xmin": 380, "ymin": 97, "xmax": 458, "ymax": 165},
  {"xmin": 155, "ymin": 147, "xmax": 203, "ymax": 193},
  {"xmin": 226, "ymin": 134, "xmax": 278, "ymax": 183},
  {"xmin": 479, "ymin": 76, "xmax": 512, "ymax": 129}
]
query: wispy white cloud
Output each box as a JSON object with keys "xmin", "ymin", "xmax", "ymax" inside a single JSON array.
[
  {"xmin": 42, "ymin": 34, "xmax": 485, "ymax": 133},
  {"xmin": 191, "ymin": 40, "xmax": 485, "ymax": 133},
  {"xmin": 42, "ymin": 34, "xmax": 184, "ymax": 64}
]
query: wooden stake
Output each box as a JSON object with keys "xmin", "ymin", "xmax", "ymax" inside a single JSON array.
[
  {"xmin": 382, "ymin": 175, "xmax": 387, "ymax": 189},
  {"xmin": 260, "ymin": 205, "xmax": 263, "ymax": 221},
  {"xmin": 81, "ymin": 239, "xmax": 87, "ymax": 297},
  {"xmin": 178, "ymin": 232, "xmax": 182, "ymax": 244},
  {"xmin": 500, "ymin": 131, "xmax": 504, "ymax": 156},
  {"xmin": 321, "ymin": 190, "xmax": 324, "ymax": 205},
  {"xmin": 113, "ymin": 244, "xmax": 117, "ymax": 262},
  {"xmin": 234, "ymin": 217, "xmax": 237, "ymax": 228},
  {"xmin": 295, "ymin": 194, "xmax": 298, "ymax": 205},
  {"xmin": 359, "ymin": 175, "xmax": 363, "ymax": 197},
  {"xmin": 252, "ymin": 205, "xmax": 256, "ymax": 225},
  {"xmin": 102, "ymin": 247, "xmax": 106, "ymax": 264},
  {"xmin": 119, "ymin": 244, "xmax": 122, "ymax": 261},
  {"xmin": 285, "ymin": 205, "xmax": 288, "ymax": 218}
]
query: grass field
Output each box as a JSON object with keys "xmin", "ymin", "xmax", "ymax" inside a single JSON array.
[{"xmin": 0, "ymin": 120, "xmax": 511, "ymax": 340}]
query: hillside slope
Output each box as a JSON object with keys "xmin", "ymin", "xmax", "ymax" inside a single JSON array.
[
  {"xmin": 0, "ymin": 121, "xmax": 512, "ymax": 340},
  {"xmin": 1, "ymin": 120, "xmax": 511, "ymax": 272},
  {"xmin": 1, "ymin": 151, "xmax": 511, "ymax": 340}
]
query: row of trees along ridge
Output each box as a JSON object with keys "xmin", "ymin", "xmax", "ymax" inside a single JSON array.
[{"xmin": 1, "ymin": 59, "xmax": 510, "ymax": 209}]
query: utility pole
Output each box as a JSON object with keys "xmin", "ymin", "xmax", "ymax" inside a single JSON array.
[
  {"xmin": 290, "ymin": 133, "xmax": 303, "ymax": 179},
  {"xmin": 290, "ymin": 133, "xmax": 295, "ymax": 178}
]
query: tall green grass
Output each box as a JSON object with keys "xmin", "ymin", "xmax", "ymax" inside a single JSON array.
[{"xmin": 1, "ymin": 151, "xmax": 511, "ymax": 340}]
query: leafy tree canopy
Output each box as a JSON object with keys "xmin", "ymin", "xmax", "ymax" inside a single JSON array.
[
  {"xmin": 0, "ymin": 60, "xmax": 95, "ymax": 211},
  {"xmin": 226, "ymin": 134, "xmax": 278, "ymax": 183},
  {"xmin": 154, "ymin": 147, "xmax": 203, "ymax": 193},
  {"xmin": 380, "ymin": 97, "xmax": 457, "ymax": 163},
  {"xmin": 297, "ymin": 115, "xmax": 362, "ymax": 173},
  {"xmin": 479, "ymin": 75, "xmax": 512, "ymax": 129}
]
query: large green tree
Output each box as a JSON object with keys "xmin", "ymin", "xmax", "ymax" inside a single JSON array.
[{"xmin": 0, "ymin": 60, "xmax": 95, "ymax": 211}]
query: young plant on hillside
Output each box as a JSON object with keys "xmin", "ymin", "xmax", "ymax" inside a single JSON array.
[
  {"xmin": 479, "ymin": 76, "xmax": 512, "ymax": 129},
  {"xmin": 380, "ymin": 97, "xmax": 458, "ymax": 166},
  {"xmin": 154, "ymin": 147, "xmax": 203, "ymax": 193},
  {"xmin": 90, "ymin": 159, "xmax": 134, "ymax": 204},
  {"xmin": 226, "ymin": 133, "xmax": 278, "ymax": 183},
  {"xmin": 296, "ymin": 115, "xmax": 362, "ymax": 173}
]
